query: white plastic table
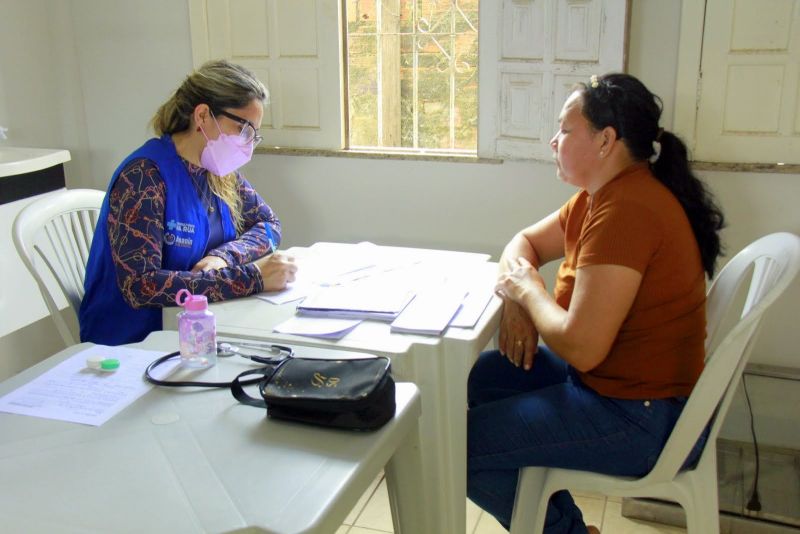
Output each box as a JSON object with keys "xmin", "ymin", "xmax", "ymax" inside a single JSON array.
[
  {"xmin": 164, "ymin": 249, "xmax": 503, "ymax": 534},
  {"xmin": 0, "ymin": 331, "xmax": 423, "ymax": 534}
]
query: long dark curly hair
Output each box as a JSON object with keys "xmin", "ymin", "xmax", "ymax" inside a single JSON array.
[{"xmin": 577, "ymin": 73, "xmax": 725, "ymax": 278}]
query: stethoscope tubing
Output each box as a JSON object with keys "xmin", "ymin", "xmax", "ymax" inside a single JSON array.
[{"xmin": 143, "ymin": 350, "xmax": 290, "ymax": 388}]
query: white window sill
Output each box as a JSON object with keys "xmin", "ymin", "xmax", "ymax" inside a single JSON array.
[
  {"xmin": 692, "ymin": 161, "xmax": 800, "ymax": 175},
  {"xmin": 255, "ymin": 146, "xmax": 503, "ymax": 164}
]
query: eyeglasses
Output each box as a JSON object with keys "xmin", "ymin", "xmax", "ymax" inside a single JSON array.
[{"xmin": 213, "ymin": 109, "xmax": 263, "ymax": 147}]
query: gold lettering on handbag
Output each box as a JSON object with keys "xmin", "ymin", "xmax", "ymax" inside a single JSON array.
[{"xmin": 312, "ymin": 372, "xmax": 341, "ymax": 388}]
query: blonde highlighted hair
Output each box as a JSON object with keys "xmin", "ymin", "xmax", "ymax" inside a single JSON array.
[{"xmin": 151, "ymin": 60, "xmax": 268, "ymax": 232}]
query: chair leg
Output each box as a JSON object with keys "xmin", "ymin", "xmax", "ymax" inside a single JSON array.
[
  {"xmin": 510, "ymin": 467, "xmax": 549, "ymax": 534},
  {"xmin": 684, "ymin": 460, "xmax": 721, "ymax": 534}
]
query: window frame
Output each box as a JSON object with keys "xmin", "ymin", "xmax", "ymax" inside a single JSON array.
[{"xmin": 189, "ymin": 0, "xmax": 630, "ymax": 162}]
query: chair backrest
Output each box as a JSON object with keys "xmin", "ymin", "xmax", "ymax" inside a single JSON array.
[
  {"xmin": 642, "ymin": 232, "xmax": 800, "ymax": 482},
  {"xmin": 12, "ymin": 188, "xmax": 106, "ymax": 346}
]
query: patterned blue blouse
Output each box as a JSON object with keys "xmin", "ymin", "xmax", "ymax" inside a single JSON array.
[{"xmin": 107, "ymin": 157, "xmax": 280, "ymax": 308}]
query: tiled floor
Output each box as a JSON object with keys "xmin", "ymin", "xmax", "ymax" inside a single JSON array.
[{"xmin": 336, "ymin": 473, "xmax": 687, "ymax": 534}]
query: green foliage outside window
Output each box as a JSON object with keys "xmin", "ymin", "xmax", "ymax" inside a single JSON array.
[{"xmin": 346, "ymin": 0, "xmax": 479, "ymax": 151}]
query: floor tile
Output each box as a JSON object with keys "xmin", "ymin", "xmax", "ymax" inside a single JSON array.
[
  {"xmin": 347, "ymin": 477, "xmax": 483, "ymax": 533},
  {"xmin": 572, "ymin": 489, "xmax": 606, "ymax": 501},
  {"xmin": 353, "ymin": 478, "xmax": 395, "ymax": 532},
  {"xmin": 571, "ymin": 489, "xmax": 621, "ymax": 503},
  {"xmin": 466, "ymin": 498, "xmax": 483, "ymax": 533},
  {"xmin": 336, "ymin": 527, "xmax": 350, "ymax": 534},
  {"xmin": 344, "ymin": 472, "xmax": 384, "ymax": 525},
  {"xmin": 603, "ymin": 500, "xmax": 686, "ymax": 533},
  {"xmin": 574, "ymin": 495, "xmax": 606, "ymax": 528},
  {"xmin": 470, "ymin": 495, "xmax": 605, "ymax": 533},
  {"xmin": 347, "ymin": 527, "xmax": 394, "ymax": 534},
  {"xmin": 473, "ymin": 512, "xmax": 508, "ymax": 534}
]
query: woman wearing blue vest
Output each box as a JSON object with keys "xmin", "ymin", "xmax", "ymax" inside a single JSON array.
[{"xmin": 80, "ymin": 60, "xmax": 296, "ymax": 345}]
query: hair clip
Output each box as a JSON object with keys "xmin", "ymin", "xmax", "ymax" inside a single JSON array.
[
  {"xmin": 649, "ymin": 140, "xmax": 662, "ymax": 163},
  {"xmin": 590, "ymin": 75, "xmax": 599, "ymax": 89}
]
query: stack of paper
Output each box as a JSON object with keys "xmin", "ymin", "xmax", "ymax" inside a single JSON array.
[
  {"xmin": 449, "ymin": 285, "xmax": 496, "ymax": 328},
  {"xmin": 297, "ymin": 281, "xmax": 415, "ymax": 321},
  {"xmin": 390, "ymin": 285, "xmax": 468, "ymax": 335}
]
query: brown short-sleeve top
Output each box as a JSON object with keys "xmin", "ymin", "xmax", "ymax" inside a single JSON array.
[{"xmin": 556, "ymin": 163, "xmax": 706, "ymax": 399}]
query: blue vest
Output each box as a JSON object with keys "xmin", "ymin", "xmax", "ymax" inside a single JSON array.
[{"xmin": 79, "ymin": 136, "xmax": 236, "ymax": 345}]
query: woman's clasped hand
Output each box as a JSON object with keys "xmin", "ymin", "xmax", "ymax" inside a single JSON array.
[{"xmin": 495, "ymin": 257, "xmax": 542, "ymax": 370}]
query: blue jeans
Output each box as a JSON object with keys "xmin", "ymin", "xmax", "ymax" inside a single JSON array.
[{"xmin": 467, "ymin": 347, "xmax": 701, "ymax": 533}]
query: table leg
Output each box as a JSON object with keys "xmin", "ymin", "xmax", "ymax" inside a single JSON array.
[
  {"xmin": 387, "ymin": 341, "xmax": 473, "ymax": 534},
  {"xmin": 385, "ymin": 424, "xmax": 426, "ymax": 534}
]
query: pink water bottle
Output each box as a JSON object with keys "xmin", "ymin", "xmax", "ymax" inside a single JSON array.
[{"xmin": 175, "ymin": 289, "xmax": 217, "ymax": 368}]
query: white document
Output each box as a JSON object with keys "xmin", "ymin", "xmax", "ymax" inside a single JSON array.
[
  {"xmin": 256, "ymin": 243, "xmax": 381, "ymax": 304},
  {"xmin": 298, "ymin": 278, "xmax": 415, "ymax": 321},
  {"xmin": 450, "ymin": 287, "xmax": 496, "ymax": 328},
  {"xmin": 256, "ymin": 247, "xmax": 316, "ymax": 304},
  {"xmin": 273, "ymin": 316, "xmax": 362, "ymax": 339},
  {"xmin": 257, "ymin": 281, "xmax": 313, "ymax": 304},
  {"xmin": 0, "ymin": 345, "xmax": 178, "ymax": 426},
  {"xmin": 390, "ymin": 286, "xmax": 469, "ymax": 335},
  {"xmin": 307, "ymin": 241, "xmax": 380, "ymax": 285}
]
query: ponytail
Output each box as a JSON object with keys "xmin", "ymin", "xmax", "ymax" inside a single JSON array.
[{"xmin": 651, "ymin": 131, "xmax": 725, "ymax": 277}]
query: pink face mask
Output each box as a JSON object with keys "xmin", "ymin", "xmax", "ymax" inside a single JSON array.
[{"xmin": 199, "ymin": 115, "xmax": 254, "ymax": 176}]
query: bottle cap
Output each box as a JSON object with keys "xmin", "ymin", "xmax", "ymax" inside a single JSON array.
[
  {"xmin": 176, "ymin": 288, "xmax": 209, "ymax": 312},
  {"xmin": 99, "ymin": 359, "xmax": 120, "ymax": 372}
]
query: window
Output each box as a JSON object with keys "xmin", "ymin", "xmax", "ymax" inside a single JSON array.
[
  {"xmin": 345, "ymin": 0, "xmax": 479, "ymax": 152},
  {"xmin": 188, "ymin": 0, "xmax": 628, "ymax": 160}
]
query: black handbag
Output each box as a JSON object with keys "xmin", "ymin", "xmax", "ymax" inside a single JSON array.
[{"xmin": 231, "ymin": 356, "xmax": 396, "ymax": 431}]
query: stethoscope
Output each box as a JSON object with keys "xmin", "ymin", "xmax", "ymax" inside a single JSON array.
[
  {"xmin": 144, "ymin": 341, "xmax": 294, "ymax": 388},
  {"xmin": 216, "ymin": 341, "xmax": 293, "ymax": 360}
]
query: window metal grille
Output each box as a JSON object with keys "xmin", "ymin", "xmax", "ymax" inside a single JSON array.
[{"xmin": 346, "ymin": 0, "xmax": 479, "ymax": 152}]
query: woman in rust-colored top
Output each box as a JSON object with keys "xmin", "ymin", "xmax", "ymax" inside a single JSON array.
[{"xmin": 467, "ymin": 73, "xmax": 725, "ymax": 534}]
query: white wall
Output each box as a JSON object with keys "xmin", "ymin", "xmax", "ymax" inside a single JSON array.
[
  {"xmin": 68, "ymin": 0, "xmax": 193, "ymax": 189},
  {"xmin": 0, "ymin": 0, "xmax": 91, "ymax": 179},
  {"xmin": 0, "ymin": 0, "xmax": 798, "ymax": 440}
]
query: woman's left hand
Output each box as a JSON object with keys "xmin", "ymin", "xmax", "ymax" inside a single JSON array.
[
  {"xmin": 191, "ymin": 255, "xmax": 228, "ymax": 272},
  {"xmin": 495, "ymin": 257, "xmax": 545, "ymax": 305}
]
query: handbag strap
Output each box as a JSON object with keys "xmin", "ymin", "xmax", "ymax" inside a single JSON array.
[{"xmin": 230, "ymin": 358, "xmax": 290, "ymax": 408}]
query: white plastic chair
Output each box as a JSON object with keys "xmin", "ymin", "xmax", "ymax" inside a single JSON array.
[
  {"xmin": 509, "ymin": 232, "xmax": 800, "ymax": 534},
  {"xmin": 12, "ymin": 189, "xmax": 105, "ymax": 346}
]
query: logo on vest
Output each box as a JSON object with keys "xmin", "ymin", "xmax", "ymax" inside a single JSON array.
[
  {"xmin": 164, "ymin": 219, "xmax": 195, "ymax": 248},
  {"xmin": 164, "ymin": 232, "xmax": 193, "ymax": 248},
  {"xmin": 166, "ymin": 219, "xmax": 195, "ymax": 234}
]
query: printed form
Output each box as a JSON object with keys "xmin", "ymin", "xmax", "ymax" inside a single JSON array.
[{"xmin": 0, "ymin": 345, "xmax": 177, "ymax": 426}]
